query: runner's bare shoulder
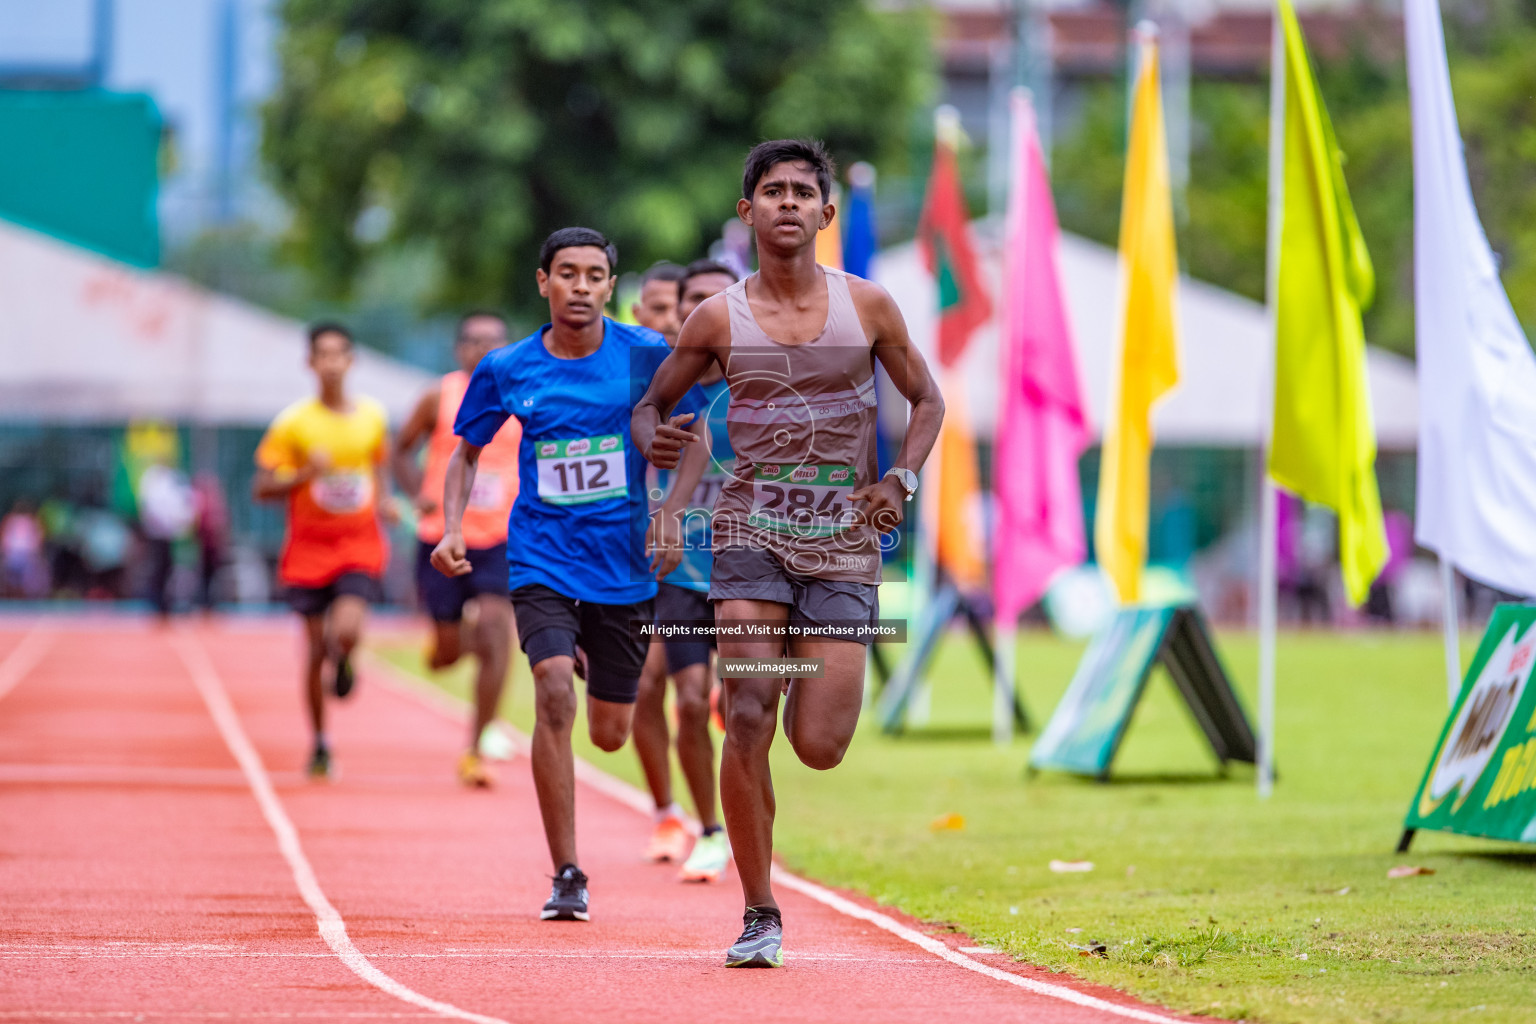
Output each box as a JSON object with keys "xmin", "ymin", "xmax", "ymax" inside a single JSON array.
[
  {"xmin": 676, "ymin": 292, "xmax": 732, "ymax": 353},
  {"xmin": 844, "ymin": 277, "xmax": 906, "ymax": 348}
]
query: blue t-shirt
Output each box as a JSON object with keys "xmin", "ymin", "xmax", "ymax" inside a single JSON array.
[
  {"xmin": 455, "ymin": 318, "xmax": 705, "ymax": 605},
  {"xmin": 654, "ymin": 376, "xmax": 734, "ymax": 593}
]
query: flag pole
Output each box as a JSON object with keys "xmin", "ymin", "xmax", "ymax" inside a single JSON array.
[
  {"xmin": 1257, "ymin": 6, "xmax": 1285, "ymax": 800},
  {"xmin": 1439, "ymin": 555, "xmax": 1460, "ymax": 705},
  {"xmin": 991, "ymin": 87, "xmax": 1033, "ymax": 748}
]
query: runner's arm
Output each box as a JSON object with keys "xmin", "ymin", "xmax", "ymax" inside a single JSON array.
[
  {"xmin": 429, "ymin": 440, "xmax": 482, "ymax": 578},
  {"xmin": 251, "ymin": 465, "xmax": 317, "ymax": 501},
  {"xmin": 374, "ymin": 444, "xmax": 399, "ymax": 526},
  {"xmin": 848, "ymin": 281, "xmax": 945, "ymax": 531},
  {"xmin": 389, "ymin": 387, "xmax": 439, "ymax": 507},
  {"xmin": 632, "ymin": 298, "xmax": 725, "ymax": 468},
  {"xmin": 647, "ymin": 431, "xmax": 708, "ymax": 578}
]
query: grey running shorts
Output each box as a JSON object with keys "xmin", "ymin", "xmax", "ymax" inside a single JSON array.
[{"xmin": 709, "ymin": 545, "xmax": 879, "ymax": 645}]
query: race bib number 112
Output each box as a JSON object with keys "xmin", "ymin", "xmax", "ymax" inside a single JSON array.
[{"xmin": 536, "ymin": 435, "xmax": 627, "ymax": 505}]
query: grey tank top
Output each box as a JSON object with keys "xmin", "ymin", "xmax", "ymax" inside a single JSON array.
[{"xmin": 712, "ymin": 266, "xmax": 881, "ymax": 583}]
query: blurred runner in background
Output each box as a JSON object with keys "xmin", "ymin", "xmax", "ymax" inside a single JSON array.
[
  {"xmin": 632, "ymin": 259, "xmax": 739, "ymax": 881},
  {"xmin": 254, "ymin": 322, "xmax": 394, "ymax": 781},
  {"xmin": 630, "ymin": 262, "xmax": 685, "ymax": 346},
  {"xmin": 392, "ymin": 311, "xmax": 521, "ymax": 788}
]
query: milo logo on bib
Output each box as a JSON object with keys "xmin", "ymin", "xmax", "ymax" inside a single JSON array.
[
  {"xmin": 567, "ymin": 438, "xmax": 592, "ymax": 456},
  {"xmin": 600, "ymin": 436, "xmax": 621, "ymax": 452},
  {"xmin": 748, "ymin": 462, "xmax": 858, "ymax": 538},
  {"xmin": 539, "ymin": 442, "xmax": 559, "ymax": 457}
]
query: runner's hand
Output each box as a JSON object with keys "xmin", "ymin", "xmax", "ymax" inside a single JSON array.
[
  {"xmin": 430, "ymin": 533, "xmax": 472, "ymax": 577},
  {"xmin": 414, "ymin": 496, "xmax": 438, "ymax": 517},
  {"xmin": 645, "ymin": 413, "xmax": 697, "ymax": 469},
  {"xmin": 646, "ymin": 510, "xmax": 684, "ymax": 579},
  {"xmin": 378, "ymin": 497, "xmax": 402, "ymax": 526},
  {"xmin": 849, "ymin": 477, "xmax": 905, "ymax": 534}
]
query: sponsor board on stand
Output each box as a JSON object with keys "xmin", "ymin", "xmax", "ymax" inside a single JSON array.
[{"xmin": 1400, "ymin": 603, "xmax": 1536, "ymax": 851}]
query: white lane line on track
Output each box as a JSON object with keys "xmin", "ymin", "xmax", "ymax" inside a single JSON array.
[
  {"xmin": 171, "ymin": 636, "xmax": 511, "ymax": 1024},
  {"xmin": 368, "ymin": 655, "xmax": 1199, "ymax": 1024},
  {"xmin": 1, "ymin": 949, "xmax": 925, "ymax": 963},
  {"xmin": 0, "ymin": 627, "xmax": 52, "ymax": 704}
]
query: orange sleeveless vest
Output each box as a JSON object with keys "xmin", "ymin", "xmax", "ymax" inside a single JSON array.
[{"xmin": 416, "ymin": 370, "xmax": 521, "ymax": 549}]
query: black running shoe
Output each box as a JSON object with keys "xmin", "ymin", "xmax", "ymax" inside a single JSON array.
[
  {"xmin": 306, "ymin": 743, "xmax": 334, "ymax": 781},
  {"xmin": 541, "ymin": 864, "xmax": 590, "ymax": 922},
  {"xmin": 331, "ymin": 653, "xmax": 355, "ymax": 699},
  {"xmin": 725, "ymin": 906, "xmax": 783, "ymax": 967}
]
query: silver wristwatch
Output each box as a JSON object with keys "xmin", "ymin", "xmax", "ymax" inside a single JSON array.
[{"xmin": 884, "ymin": 467, "xmax": 919, "ymax": 501}]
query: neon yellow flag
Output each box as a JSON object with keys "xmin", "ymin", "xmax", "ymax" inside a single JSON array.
[
  {"xmin": 1270, "ymin": 0, "xmax": 1387, "ymax": 607},
  {"xmin": 1095, "ymin": 35, "xmax": 1181, "ymax": 604}
]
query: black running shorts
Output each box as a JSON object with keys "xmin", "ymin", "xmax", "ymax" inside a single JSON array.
[
  {"xmin": 511, "ymin": 583, "xmax": 653, "ymax": 703},
  {"xmin": 654, "ymin": 582, "xmax": 714, "ymax": 673},
  {"xmin": 286, "ymin": 571, "xmax": 380, "ymax": 618}
]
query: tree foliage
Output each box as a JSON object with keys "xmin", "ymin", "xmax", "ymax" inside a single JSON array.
[
  {"xmin": 262, "ymin": 0, "xmax": 935, "ymax": 321},
  {"xmin": 1051, "ymin": 0, "xmax": 1536, "ymax": 358}
]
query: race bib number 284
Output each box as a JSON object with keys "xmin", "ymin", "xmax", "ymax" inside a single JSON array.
[
  {"xmin": 536, "ymin": 435, "xmax": 627, "ymax": 505},
  {"xmin": 748, "ymin": 463, "xmax": 857, "ymax": 537}
]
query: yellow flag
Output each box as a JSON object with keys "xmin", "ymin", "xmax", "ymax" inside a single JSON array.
[
  {"xmin": 1095, "ymin": 34, "xmax": 1181, "ymax": 605},
  {"xmin": 1269, "ymin": 0, "xmax": 1387, "ymax": 607}
]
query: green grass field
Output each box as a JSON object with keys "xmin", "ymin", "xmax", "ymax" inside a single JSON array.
[{"xmin": 376, "ymin": 627, "xmax": 1536, "ymax": 1024}]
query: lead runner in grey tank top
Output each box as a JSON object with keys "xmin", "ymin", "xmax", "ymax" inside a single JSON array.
[{"xmin": 710, "ymin": 266, "xmax": 881, "ymax": 584}]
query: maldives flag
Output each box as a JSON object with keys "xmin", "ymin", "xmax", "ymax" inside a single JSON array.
[{"xmin": 917, "ymin": 139, "xmax": 992, "ymax": 367}]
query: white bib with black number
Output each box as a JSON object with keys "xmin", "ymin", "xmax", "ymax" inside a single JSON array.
[
  {"xmin": 535, "ymin": 435, "xmax": 627, "ymax": 505},
  {"xmin": 747, "ymin": 463, "xmax": 857, "ymax": 537},
  {"xmin": 310, "ymin": 471, "xmax": 372, "ymax": 514}
]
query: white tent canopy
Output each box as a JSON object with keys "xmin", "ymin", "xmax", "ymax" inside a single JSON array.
[
  {"xmin": 874, "ymin": 223, "xmax": 1419, "ymax": 448},
  {"xmin": 0, "ymin": 219, "xmax": 434, "ymax": 425}
]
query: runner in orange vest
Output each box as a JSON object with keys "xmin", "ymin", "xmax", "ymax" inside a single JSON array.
[
  {"xmin": 392, "ymin": 312, "xmax": 522, "ymax": 788},
  {"xmin": 254, "ymin": 322, "xmax": 395, "ymax": 781}
]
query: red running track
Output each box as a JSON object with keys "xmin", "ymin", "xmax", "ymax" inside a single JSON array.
[{"xmin": 0, "ymin": 619, "xmax": 1204, "ymax": 1023}]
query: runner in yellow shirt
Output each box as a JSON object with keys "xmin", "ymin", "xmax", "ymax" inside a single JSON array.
[{"xmin": 254, "ymin": 322, "xmax": 395, "ymax": 780}]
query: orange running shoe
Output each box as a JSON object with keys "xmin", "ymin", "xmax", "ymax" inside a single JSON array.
[
  {"xmin": 457, "ymin": 750, "xmax": 496, "ymax": 789},
  {"xmin": 710, "ymin": 684, "xmax": 724, "ymax": 733},
  {"xmin": 644, "ymin": 815, "xmax": 691, "ymax": 863}
]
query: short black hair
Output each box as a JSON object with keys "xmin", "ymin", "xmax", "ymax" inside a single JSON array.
[
  {"xmin": 540, "ymin": 227, "xmax": 617, "ymax": 275},
  {"xmin": 639, "ymin": 261, "xmax": 686, "ymax": 289},
  {"xmin": 742, "ymin": 139, "xmax": 835, "ymax": 203},
  {"xmin": 455, "ymin": 309, "xmax": 506, "ymax": 341},
  {"xmin": 307, "ymin": 320, "xmax": 353, "ymax": 352},
  {"xmin": 678, "ymin": 258, "xmax": 739, "ymax": 300}
]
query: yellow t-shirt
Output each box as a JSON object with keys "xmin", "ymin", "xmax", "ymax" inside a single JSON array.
[{"xmin": 255, "ymin": 396, "xmax": 389, "ymax": 586}]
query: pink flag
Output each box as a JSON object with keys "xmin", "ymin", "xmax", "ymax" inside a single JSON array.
[{"xmin": 992, "ymin": 91, "xmax": 1092, "ymax": 625}]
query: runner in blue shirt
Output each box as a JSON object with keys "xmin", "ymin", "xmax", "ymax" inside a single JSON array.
[
  {"xmin": 632, "ymin": 260, "xmax": 741, "ymax": 883},
  {"xmin": 432, "ymin": 227, "xmax": 707, "ymax": 923}
]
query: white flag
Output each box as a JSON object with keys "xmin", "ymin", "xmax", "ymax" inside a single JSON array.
[{"xmin": 1407, "ymin": 0, "xmax": 1536, "ymax": 597}]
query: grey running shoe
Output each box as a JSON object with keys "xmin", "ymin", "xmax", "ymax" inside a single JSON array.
[
  {"xmin": 541, "ymin": 864, "xmax": 590, "ymax": 922},
  {"xmin": 725, "ymin": 907, "xmax": 783, "ymax": 967}
]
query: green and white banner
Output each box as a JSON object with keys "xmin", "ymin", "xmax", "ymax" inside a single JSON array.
[{"xmin": 1401, "ymin": 603, "xmax": 1536, "ymax": 850}]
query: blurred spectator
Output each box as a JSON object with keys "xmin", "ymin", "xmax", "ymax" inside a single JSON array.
[
  {"xmin": 39, "ymin": 498, "xmax": 84, "ymax": 596},
  {"xmin": 1, "ymin": 501, "xmax": 48, "ymax": 599},
  {"xmin": 192, "ymin": 472, "xmax": 230, "ymax": 612},
  {"xmin": 76, "ymin": 501, "xmax": 131, "ymax": 599},
  {"xmin": 1364, "ymin": 510, "xmax": 1414, "ymax": 624},
  {"xmin": 138, "ymin": 462, "xmax": 196, "ymax": 617}
]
